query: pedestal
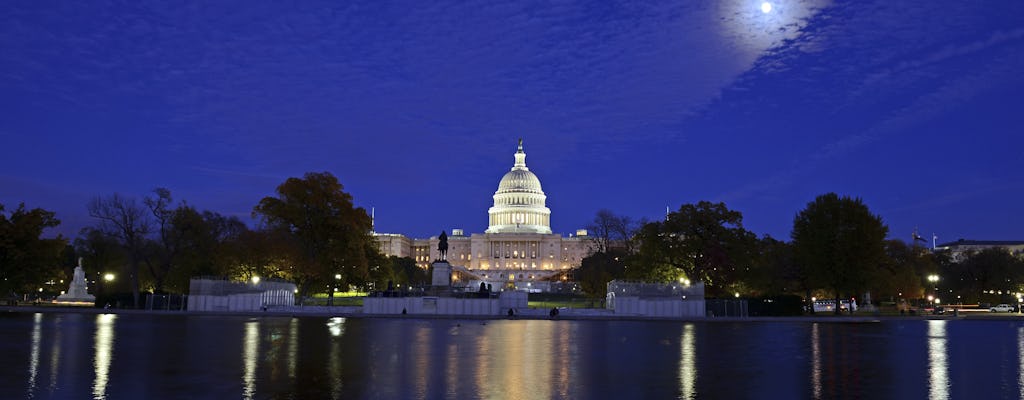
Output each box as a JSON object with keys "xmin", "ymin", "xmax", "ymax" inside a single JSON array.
[{"xmin": 431, "ymin": 261, "xmax": 451, "ymax": 287}]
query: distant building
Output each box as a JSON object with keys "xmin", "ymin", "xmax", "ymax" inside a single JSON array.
[
  {"xmin": 934, "ymin": 239, "xmax": 1024, "ymax": 262},
  {"xmin": 373, "ymin": 139, "xmax": 594, "ymax": 291}
]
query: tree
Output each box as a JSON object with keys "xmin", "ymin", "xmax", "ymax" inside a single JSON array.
[
  {"xmin": 88, "ymin": 193, "xmax": 152, "ymax": 308},
  {"xmin": 253, "ymin": 172, "xmax": 377, "ymax": 305},
  {"xmin": 0, "ymin": 203, "xmax": 66, "ymax": 297},
  {"xmin": 585, "ymin": 209, "xmax": 640, "ymax": 254},
  {"xmin": 577, "ymin": 249, "xmax": 627, "ymax": 298},
  {"xmin": 631, "ymin": 201, "xmax": 757, "ymax": 296},
  {"xmin": 876, "ymin": 239, "xmax": 929, "ymax": 303},
  {"xmin": 791, "ymin": 193, "xmax": 888, "ymax": 314},
  {"xmin": 746, "ymin": 236, "xmax": 802, "ymax": 297},
  {"xmin": 143, "ymin": 188, "xmax": 180, "ymax": 294},
  {"xmin": 221, "ymin": 228, "xmax": 294, "ymax": 282},
  {"xmin": 368, "ymin": 256, "xmax": 426, "ymax": 291}
]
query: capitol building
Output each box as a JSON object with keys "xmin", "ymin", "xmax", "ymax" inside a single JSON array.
[{"xmin": 374, "ymin": 139, "xmax": 593, "ymax": 291}]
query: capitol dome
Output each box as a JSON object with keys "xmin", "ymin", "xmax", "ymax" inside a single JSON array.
[{"xmin": 486, "ymin": 139, "xmax": 552, "ymax": 234}]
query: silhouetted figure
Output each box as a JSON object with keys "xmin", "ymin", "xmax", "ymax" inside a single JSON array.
[
  {"xmin": 402, "ymin": 308, "xmax": 407, "ymax": 315},
  {"xmin": 479, "ymin": 282, "xmax": 488, "ymax": 298},
  {"xmin": 549, "ymin": 307, "xmax": 559, "ymax": 318},
  {"xmin": 438, "ymin": 231, "xmax": 448, "ymax": 261},
  {"xmin": 508, "ymin": 308, "xmax": 515, "ymax": 318}
]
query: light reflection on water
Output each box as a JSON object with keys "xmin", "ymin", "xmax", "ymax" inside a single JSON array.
[
  {"xmin": 679, "ymin": 323, "xmax": 696, "ymax": 399},
  {"xmin": 327, "ymin": 317, "xmax": 344, "ymax": 398},
  {"xmin": 287, "ymin": 317, "xmax": 298, "ymax": 381},
  {"xmin": 47, "ymin": 315, "xmax": 61, "ymax": 393},
  {"xmin": 6, "ymin": 314, "xmax": 1024, "ymax": 399},
  {"xmin": 27, "ymin": 313, "xmax": 41, "ymax": 398},
  {"xmin": 92, "ymin": 314, "xmax": 115, "ymax": 400},
  {"xmin": 928, "ymin": 320, "xmax": 949, "ymax": 400},
  {"xmin": 242, "ymin": 321, "xmax": 258, "ymax": 400},
  {"xmin": 412, "ymin": 323, "xmax": 430, "ymax": 398}
]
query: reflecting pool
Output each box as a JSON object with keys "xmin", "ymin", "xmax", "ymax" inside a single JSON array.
[{"xmin": 1, "ymin": 312, "xmax": 1021, "ymax": 399}]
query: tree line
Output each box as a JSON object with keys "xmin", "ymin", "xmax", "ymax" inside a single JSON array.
[
  {"xmin": 4, "ymin": 176, "xmax": 1020, "ymax": 311},
  {"xmin": 577, "ymin": 193, "xmax": 1024, "ymax": 313},
  {"xmin": 1, "ymin": 172, "xmax": 425, "ymax": 308}
]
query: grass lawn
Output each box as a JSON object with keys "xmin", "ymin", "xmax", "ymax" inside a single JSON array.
[
  {"xmin": 528, "ymin": 293, "xmax": 602, "ymax": 309},
  {"xmin": 306, "ymin": 291, "xmax": 367, "ymax": 306}
]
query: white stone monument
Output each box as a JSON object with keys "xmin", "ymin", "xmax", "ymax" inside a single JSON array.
[{"xmin": 56, "ymin": 258, "xmax": 96, "ymax": 303}]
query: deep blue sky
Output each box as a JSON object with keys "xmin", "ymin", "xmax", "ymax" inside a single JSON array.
[{"xmin": 2, "ymin": 1, "xmax": 1021, "ymax": 243}]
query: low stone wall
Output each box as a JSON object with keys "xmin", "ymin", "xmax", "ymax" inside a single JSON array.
[
  {"xmin": 190, "ymin": 293, "xmax": 263, "ymax": 312},
  {"xmin": 611, "ymin": 297, "xmax": 706, "ymax": 318},
  {"xmin": 363, "ymin": 291, "xmax": 527, "ymax": 316},
  {"xmin": 188, "ymin": 278, "xmax": 296, "ymax": 312},
  {"xmin": 189, "ymin": 289, "xmax": 295, "ymax": 312}
]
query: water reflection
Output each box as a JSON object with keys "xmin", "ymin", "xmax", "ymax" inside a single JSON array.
[
  {"xmin": 48, "ymin": 316, "xmax": 61, "ymax": 393},
  {"xmin": 679, "ymin": 323, "xmax": 696, "ymax": 399},
  {"xmin": 288, "ymin": 318, "xmax": 298, "ymax": 380},
  {"xmin": 464, "ymin": 321, "xmax": 571, "ymax": 400},
  {"xmin": 1018, "ymin": 326, "xmax": 1024, "ymax": 399},
  {"xmin": 242, "ymin": 321, "xmax": 259, "ymax": 400},
  {"xmin": 445, "ymin": 336, "xmax": 458, "ymax": 397},
  {"xmin": 327, "ymin": 317, "xmax": 345, "ymax": 337},
  {"xmin": 553, "ymin": 322, "xmax": 571, "ymax": 399},
  {"xmin": 93, "ymin": 314, "xmax": 115, "ymax": 400},
  {"xmin": 412, "ymin": 323, "xmax": 430, "ymax": 398},
  {"xmin": 927, "ymin": 320, "xmax": 949, "ymax": 400},
  {"xmin": 473, "ymin": 325, "xmax": 493, "ymax": 398},
  {"xmin": 327, "ymin": 317, "xmax": 345, "ymax": 398},
  {"xmin": 811, "ymin": 323, "xmax": 821, "ymax": 399},
  {"xmin": 11, "ymin": 314, "xmax": 1024, "ymax": 398},
  {"xmin": 27, "ymin": 313, "xmax": 42, "ymax": 397}
]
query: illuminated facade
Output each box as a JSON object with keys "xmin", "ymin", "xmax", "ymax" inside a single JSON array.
[{"xmin": 374, "ymin": 139, "xmax": 593, "ymax": 290}]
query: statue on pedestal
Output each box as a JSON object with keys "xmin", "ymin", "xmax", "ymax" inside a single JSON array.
[
  {"xmin": 56, "ymin": 257, "xmax": 96, "ymax": 303},
  {"xmin": 437, "ymin": 231, "xmax": 448, "ymax": 261}
]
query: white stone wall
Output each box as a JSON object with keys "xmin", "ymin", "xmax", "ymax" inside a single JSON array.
[
  {"xmin": 610, "ymin": 297, "xmax": 706, "ymax": 318},
  {"xmin": 363, "ymin": 291, "xmax": 528, "ymax": 315}
]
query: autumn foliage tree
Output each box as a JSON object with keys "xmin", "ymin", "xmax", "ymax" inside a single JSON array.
[
  {"xmin": 631, "ymin": 201, "xmax": 757, "ymax": 296},
  {"xmin": 253, "ymin": 172, "xmax": 377, "ymax": 305}
]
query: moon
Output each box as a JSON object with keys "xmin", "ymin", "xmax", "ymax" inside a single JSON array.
[{"xmin": 761, "ymin": 2, "xmax": 772, "ymax": 13}]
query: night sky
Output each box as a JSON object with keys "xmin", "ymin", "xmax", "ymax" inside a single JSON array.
[{"xmin": 2, "ymin": 1, "xmax": 1021, "ymax": 243}]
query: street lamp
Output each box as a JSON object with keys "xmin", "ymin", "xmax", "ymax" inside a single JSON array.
[
  {"xmin": 104, "ymin": 273, "xmax": 115, "ymax": 282},
  {"xmin": 927, "ymin": 274, "xmax": 940, "ymax": 306},
  {"xmin": 251, "ymin": 276, "xmax": 260, "ymax": 285}
]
